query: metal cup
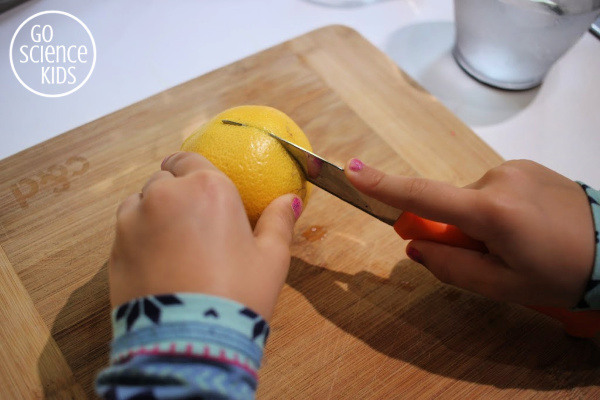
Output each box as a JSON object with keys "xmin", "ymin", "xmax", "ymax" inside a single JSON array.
[{"xmin": 453, "ymin": 0, "xmax": 600, "ymax": 90}]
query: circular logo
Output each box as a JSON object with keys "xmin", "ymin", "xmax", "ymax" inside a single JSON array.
[{"xmin": 9, "ymin": 10, "xmax": 96, "ymax": 98}]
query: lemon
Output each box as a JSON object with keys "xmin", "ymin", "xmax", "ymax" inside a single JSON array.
[{"xmin": 181, "ymin": 105, "xmax": 313, "ymax": 227}]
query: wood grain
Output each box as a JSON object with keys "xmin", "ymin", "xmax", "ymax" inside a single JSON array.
[
  {"xmin": 0, "ymin": 25, "xmax": 598, "ymax": 399},
  {"xmin": 0, "ymin": 245, "xmax": 85, "ymax": 399}
]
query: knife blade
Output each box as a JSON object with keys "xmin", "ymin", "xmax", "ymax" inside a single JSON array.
[
  {"xmin": 222, "ymin": 119, "xmax": 401, "ymax": 225},
  {"xmin": 222, "ymin": 119, "xmax": 486, "ymax": 252}
]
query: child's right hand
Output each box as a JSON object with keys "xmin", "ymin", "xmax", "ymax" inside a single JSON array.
[{"xmin": 345, "ymin": 159, "xmax": 596, "ymax": 309}]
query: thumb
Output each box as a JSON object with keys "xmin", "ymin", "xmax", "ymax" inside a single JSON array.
[
  {"xmin": 406, "ymin": 240, "xmax": 516, "ymax": 302},
  {"xmin": 254, "ymin": 194, "xmax": 302, "ymax": 258}
]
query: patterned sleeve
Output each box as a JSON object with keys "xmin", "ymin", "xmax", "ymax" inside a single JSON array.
[
  {"xmin": 576, "ymin": 183, "xmax": 600, "ymax": 310},
  {"xmin": 95, "ymin": 293, "xmax": 270, "ymax": 400}
]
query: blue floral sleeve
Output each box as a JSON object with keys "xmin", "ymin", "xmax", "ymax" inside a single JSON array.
[
  {"xmin": 95, "ymin": 293, "xmax": 270, "ymax": 400},
  {"xmin": 576, "ymin": 183, "xmax": 600, "ymax": 310}
]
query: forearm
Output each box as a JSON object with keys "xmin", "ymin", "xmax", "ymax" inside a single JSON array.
[{"xmin": 95, "ymin": 293, "xmax": 269, "ymax": 400}]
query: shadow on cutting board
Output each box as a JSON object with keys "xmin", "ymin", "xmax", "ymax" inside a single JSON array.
[
  {"xmin": 287, "ymin": 257, "xmax": 600, "ymax": 390},
  {"xmin": 38, "ymin": 264, "xmax": 111, "ymax": 399},
  {"xmin": 35, "ymin": 257, "xmax": 600, "ymax": 396}
]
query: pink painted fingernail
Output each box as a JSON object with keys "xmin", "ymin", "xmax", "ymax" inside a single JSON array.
[
  {"xmin": 292, "ymin": 197, "xmax": 303, "ymax": 220},
  {"xmin": 406, "ymin": 246, "xmax": 424, "ymax": 264},
  {"xmin": 349, "ymin": 158, "xmax": 364, "ymax": 172}
]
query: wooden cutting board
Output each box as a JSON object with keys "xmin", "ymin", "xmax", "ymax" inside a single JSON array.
[{"xmin": 1, "ymin": 25, "xmax": 598, "ymax": 399}]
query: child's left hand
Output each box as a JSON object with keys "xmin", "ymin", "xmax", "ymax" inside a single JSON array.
[{"xmin": 108, "ymin": 152, "xmax": 302, "ymax": 321}]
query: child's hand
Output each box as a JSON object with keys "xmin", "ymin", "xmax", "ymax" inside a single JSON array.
[
  {"xmin": 108, "ymin": 152, "xmax": 302, "ymax": 321},
  {"xmin": 345, "ymin": 159, "xmax": 595, "ymax": 308}
]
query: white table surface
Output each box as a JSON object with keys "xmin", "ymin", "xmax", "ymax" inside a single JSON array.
[{"xmin": 1, "ymin": 0, "xmax": 599, "ymax": 186}]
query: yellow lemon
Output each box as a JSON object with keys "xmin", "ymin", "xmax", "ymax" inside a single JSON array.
[{"xmin": 181, "ymin": 105, "xmax": 313, "ymax": 227}]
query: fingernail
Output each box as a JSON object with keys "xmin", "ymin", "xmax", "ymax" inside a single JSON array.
[
  {"xmin": 161, "ymin": 153, "xmax": 178, "ymax": 169},
  {"xmin": 349, "ymin": 158, "xmax": 364, "ymax": 172},
  {"xmin": 406, "ymin": 246, "xmax": 424, "ymax": 264},
  {"xmin": 292, "ymin": 197, "xmax": 303, "ymax": 220}
]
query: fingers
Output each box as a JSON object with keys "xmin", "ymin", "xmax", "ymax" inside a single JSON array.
[
  {"xmin": 117, "ymin": 193, "xmax": 141, "ymax": 217},
  {"xmin": 406, "ymin": 240, "xmax": 518, "ymax": 303},
  {"xmin": 345, "ymin": 158, "xmax": 477, "ymax": 226},
  {"xmin": 162, "ymin": 151, "xmax": 220, "ymax": 177},
  {"xmin": 141, "ymin": 171, "xmax": 173, "ymax": 196},
  {"xmin": 254, "ymin": 194, "xmax": 302, "ymax": 261},
  {"xmin": 119, "ymin": 152, "xmax": 213, "ymax": 216}
]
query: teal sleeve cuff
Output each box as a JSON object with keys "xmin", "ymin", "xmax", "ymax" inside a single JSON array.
[
  {"xmin": 96, "ymin": 293, "xmax": 269, "ymax": 399},
  {"xmin": 576, "ymin": 182, "xmax": 600, "ymax": 310},
  {"xmin": 109, "ymin": 293, "xmax": 269, "ymax": 374}
]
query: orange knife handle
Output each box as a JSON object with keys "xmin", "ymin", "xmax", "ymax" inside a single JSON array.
[
  {"xmin": 394, "ymin": 212, "xmax": 600, "ymax": 338},
  {"xmin": 527, "ymin": 306, "xmax": 600, "ymax": 338},
  {"xmin": 393, "ymin": 211, "xmax": 487, "ymax": 252}
]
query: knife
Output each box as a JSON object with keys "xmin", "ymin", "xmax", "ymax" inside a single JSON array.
[
  {"xmin": 222, "ymin": 119, "xmax": 486, "ymax": 252},
  {"xmin": 222, "ymin": 119, "xmax": 600, "ymax": 338}
]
